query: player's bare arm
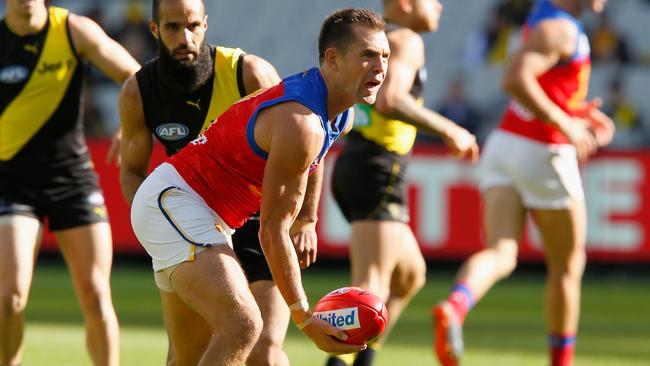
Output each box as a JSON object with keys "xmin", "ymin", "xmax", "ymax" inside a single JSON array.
[
  {"xmin": 68, "ymin": 13, "xmax": 140, "ymax": 164},
  {"xmin": 242, "ymin": 54, "xmax": 282, "ymax": 94},
  {"xmin": 290, "ymin": 106, "xmax": 353, "ymax": 268},
  {"xmin": 291, "ymin": 161, "xmax": 323, "ymax": 269},
  {"xmin": 374, "ymin": 28, "xmax": 478, "ymax": 162},
  {"xmin": 118, "ymin": 75, "xmax": 153, "ymax": 204},
  {"xmin": 68, "ymin": 13, "xmax": 139, "ymax": 84},
  {"xmin": 257, "ymin": 102, "xmax": 364, "ymax": 354},
  {"xmin": 502, "ymin": 18, "xmax": 598, "ymax": 160}
]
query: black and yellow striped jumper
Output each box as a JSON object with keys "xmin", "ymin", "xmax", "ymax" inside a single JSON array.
[
  {"xmin": 331, "ymin": 24, "xmax": 426, "ymax": 224},
  {"xmin": 0, "ymin": 7, "xmax": 107, "ymax": 230}
]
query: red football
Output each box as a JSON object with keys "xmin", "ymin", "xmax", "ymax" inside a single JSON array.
[{"xmin": 313, "ymin": 287, "xmax": 388, "ymax": 345}]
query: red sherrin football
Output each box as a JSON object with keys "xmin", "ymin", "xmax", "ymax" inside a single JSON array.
[{"xmin": 313, "ymin": 287, "xmax": 388, "ymax": 345}]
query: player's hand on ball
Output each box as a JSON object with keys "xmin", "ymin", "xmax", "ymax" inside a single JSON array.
[
  {"xmin": 301, "ymin": 316, "xmax": 367, "ymax": 355},
  {"xmin": 290, "ymin": 219, "xmax": 318, "ymax": 269}
]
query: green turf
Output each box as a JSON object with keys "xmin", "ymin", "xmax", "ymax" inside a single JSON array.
[{"xmin": 21, "ymin": 261, "xmax": 650, "ymax": 365}]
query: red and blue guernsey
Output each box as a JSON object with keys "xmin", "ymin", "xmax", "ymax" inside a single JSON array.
[
  {"xmin": 499, "ymin": 0, "xmax": 591, "ymax": 144},
  {"xmin": 169, "ymin": 67, "xmax": 352, "ymax": 229}
]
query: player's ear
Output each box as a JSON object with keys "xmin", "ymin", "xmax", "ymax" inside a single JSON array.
[
  {"xmin": 203, "ymin": 15, "xmax": 208, "ymax": 31},
  {"xmin": 323, "ymin": 47, "xmax": 340, "ymax": 71},
  {"xmin": 149, "ymin": 20, "xmax": 159, "ymax": 39}
]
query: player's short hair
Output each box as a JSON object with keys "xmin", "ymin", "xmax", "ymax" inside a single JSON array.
[
  {"xmin": 318, "ymin": 8, "xmax": 385, "ymax": 63},
  {"xmin": 152, "ymin": 0, "xmax": 205, "ymax": 23}
]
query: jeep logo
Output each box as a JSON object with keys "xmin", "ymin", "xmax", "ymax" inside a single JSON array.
[
  {"xmin": 36, "ymin": 59, "xmax": 74, "ymax": 74},
  {"xmin": 156, "ymin": 123, "xmax": 190, "ymax": 141},
  {"xmin": 314, "ymin": 307, "xmax": 360, "ymax": 330}
]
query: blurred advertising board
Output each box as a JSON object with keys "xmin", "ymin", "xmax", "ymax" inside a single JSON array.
[{"xmin": 40, "ymin": 141, "xmax": 650, "ymax": 263}]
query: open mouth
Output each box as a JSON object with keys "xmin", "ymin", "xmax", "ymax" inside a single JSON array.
[{"xmin": 366, "ymin": 80, "xmax": 381, "ymax": 89}]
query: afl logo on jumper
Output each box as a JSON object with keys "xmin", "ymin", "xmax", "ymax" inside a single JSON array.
[
  {"xmin": 156, "ymin": 123, "xmax": 190, "ymax": 141},
  {"xmin": 0, "ymin": 65, "xmax": 29, "ymax": 84}
]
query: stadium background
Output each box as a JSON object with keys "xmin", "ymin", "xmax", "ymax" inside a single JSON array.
[{"xmin": 1, "ymin": 0, "xmax": 649, "ymax": 365}]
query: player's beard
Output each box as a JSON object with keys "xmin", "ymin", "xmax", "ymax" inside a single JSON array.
[{"xmin": 156, "ymin": 39, "xmax": 212, "ymax": 94}]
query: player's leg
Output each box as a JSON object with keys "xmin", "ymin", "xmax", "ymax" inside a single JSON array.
[
  {"xmin": 531, "ymin": 200, "xmax": 586, "ymax": 366},
  {"xmin": 453, "ymin": 186, "xmax": 525, "ymax": 302},
  {"xmin": 329, "ymin": 144, "xmax": 413, "ymax": 366},
  {"xmin": 56, "ymin": 222, "xmax": 119, "ymax": 366},
  {"xmin": 434, "ymin": 186, "xmax": 525, "ymax": 366},
  {"xmin": 234, "ymin": 217, "xmax": 290, "ymax": 366},
  {"xmin": 131, "ymin": 165, "xmax": 262, "ymax": 365},
  {"xmin": 350, "ymin": 222, "xmax": 425, "ymax": 366},
  {"xmin": 170, "ymin": 246, "xmax": 263, "ymax": 366},
  {"xmin": 373, "ymin": 222, "xmax": 426, "ymax": 341},
  {"xmin": 248, "ymin": 280, "xmax": 290, "ymax": 366},
  {"xmin": 159, "ymin": 289, "xmax": 211, "ymax": 366},
  {"xmin": 528, "ymin": 141, "xmax": 585, "ymax": 366},
  {"xmin": 0, "ymin": 214, "xmax": 41, "ymax": 366}
]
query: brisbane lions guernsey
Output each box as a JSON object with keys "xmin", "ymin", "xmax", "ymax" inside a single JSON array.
[
  {"xmin": 169, "ymin": 67, "xmax": 351, "ymax": 229},
  {"xmin": 499, "ymin": 0, "xmax": 591, "ymax": 144}
]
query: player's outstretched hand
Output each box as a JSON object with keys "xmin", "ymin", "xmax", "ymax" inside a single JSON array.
[
  {"xmin": 290, "ymin": 219, "xmax": 318, "ymax": 269},
  {"xmin": 106, "ymin": 129, "xmax": 122, "ymax": 166},
  {"xmin": 300, "ymin": 316, "xmax": 367, "ymax": 355},
  {"xmin": 443, "ymin": 126, "xmax": 480, "ymax": 163}
]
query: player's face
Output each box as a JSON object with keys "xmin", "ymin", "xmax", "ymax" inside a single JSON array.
[
  {"xmin": 7, "ymin": 0, "xmax": 44, "ymax": 18},
  {"xmin": 340, "ymin": 26, "xmax": 390, "ymax": 105},
  {"xmin": 151, "ymin": 0, "xmax": 207, "ymax": 64},
  {"xmin": 413, "ymin": 0, "xmax": 443, "ymax": 32}
]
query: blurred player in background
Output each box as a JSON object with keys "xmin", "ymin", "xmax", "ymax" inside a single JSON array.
[
  {"xmin": 129, "ymin": 8, "xmax": 388, "ymax": 365},
  {"xmin": 118, "ymin": 0, "xmax": 307, "ymax": 364},
  {"xmin": 328, "ymin": 1, "xmax": 478, "ymax": 365},
  {"xmin": 0, "ymin": 0, "xmax": 140, "ymax": 365},
  {"xmin": 434, "ymin": 1, "xmax": 614, "ymax": 366}
]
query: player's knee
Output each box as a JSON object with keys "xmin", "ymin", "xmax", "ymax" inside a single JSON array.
[
  {"xmin": 0, "ymin": 291, "xmax": 28, "ymax": 318},
  {"xmin": 493, "ymin": 240, "xmax": 518, "ymax": 276},
  {"xmin": 247, "ymin": 340, "xmax": 288, "ymax": 366},
  {"xmin": 392, "ymin": 258, "xmax": 427, "ymax": 299},
  {"xmin": 217, "ymin": 303, "xmax": 263, "ymax": 348},
  {"xmin": 548, "ymin": 250, "xmax": 586, "ymax": 280},
  {"xmin": 406, "ymin": 259, "xmax": 427, "ymax": 296},
  {"xmin": 75, "ymin": 281, "xmax": 113, "ymax": 319}
]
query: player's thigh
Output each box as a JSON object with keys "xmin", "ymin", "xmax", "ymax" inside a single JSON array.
[
  {"xmin": 531, "ymin": 200, "xmax": 587, "ymax": 268},
  {"xmin": 170, "ymin": 245, "xmax": 260, "ymax": 330},
  {"xmin": 391, "ymin": 225, "xmax": 426, "ymax": 286},
  {"xmin": 482, "ymin": 186, "xmax": 527, "ymax": 248},
  {"xmin": 56, "ymin": 222, "xmax": 114, "ymax": 287},
  {"xmin": 159, "ymin": 289, "xmax": 210, "ymax": 363},
  {"xmin": 0, "ymin": 214, "xmax": 42, "ymax": 298},
  {"xmin": 349, "ymin": 220, "xmax": 407, "ymax": 285},
  {"xmin": 249, "ymin": 280, "xmax": 289, "ymax": 344}
]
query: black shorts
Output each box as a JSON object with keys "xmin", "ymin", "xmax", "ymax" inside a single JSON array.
[
  {"xmin": 233, "ymin": 212, "xmax": 273, "ymax": 283},
  {"xmin": 0, "ymin": 164, "xmax": 108, "ymax": 231},
  {"xmin": 332, "ymin": 131, "xmax": 409, "ymax": 223}
]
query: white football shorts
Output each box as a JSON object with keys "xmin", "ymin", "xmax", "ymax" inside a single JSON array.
[
  {"xmin": 479, "ymin": 130, "xmax": 584, "ymax": 209},
  {"xmin": 131, "ymin": 163, "xmax": 234, "ymax": 291}
]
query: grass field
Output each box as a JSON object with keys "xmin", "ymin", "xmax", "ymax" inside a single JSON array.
[{"xmin": 23, "ymin": 259, "xmax": 650, "ymax": 366}]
